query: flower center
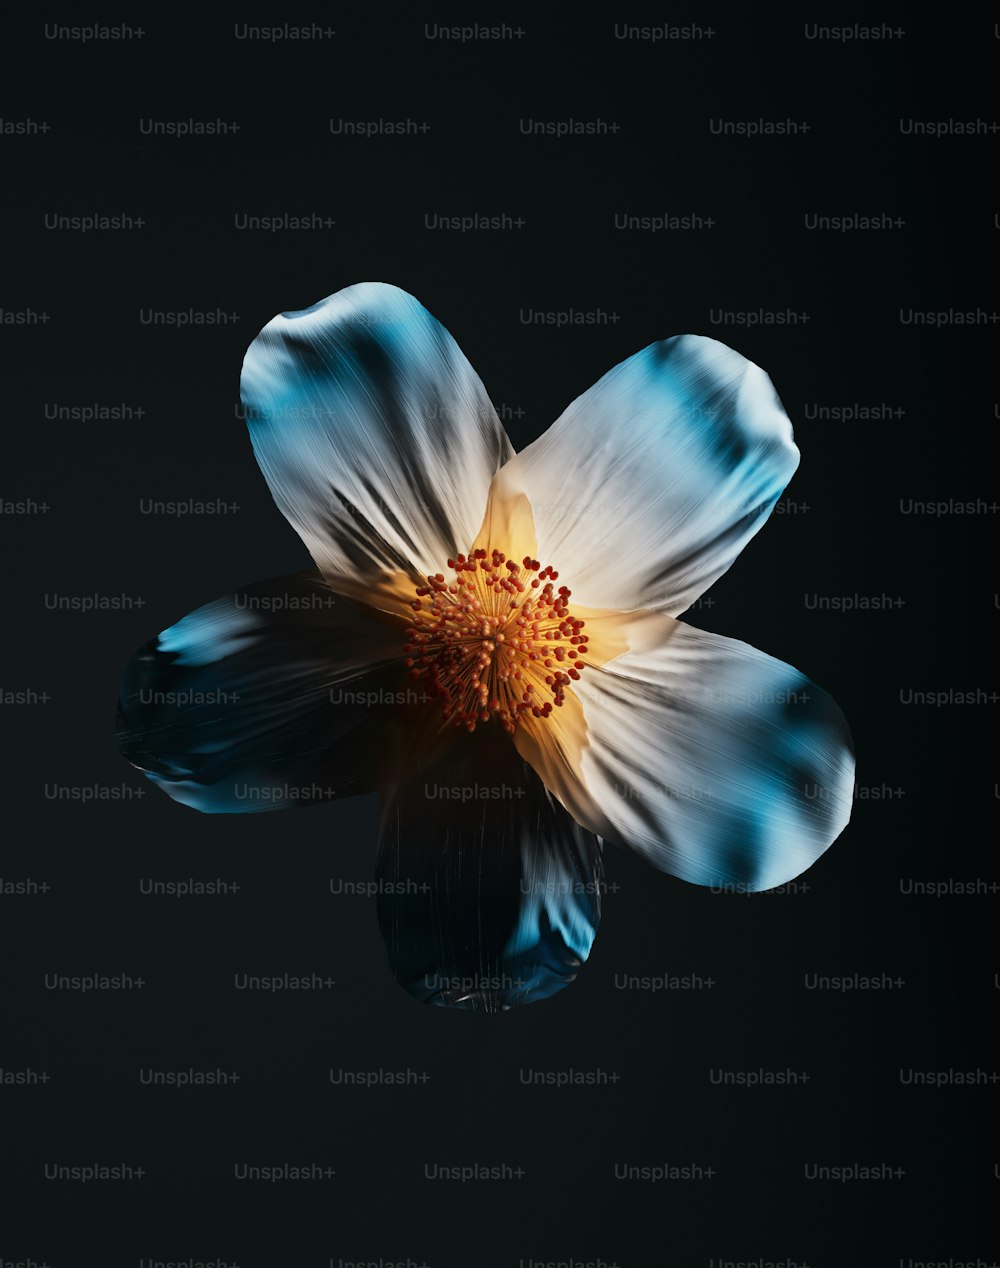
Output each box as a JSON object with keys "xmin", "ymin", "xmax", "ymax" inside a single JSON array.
[{"xmin": 405, "ymin": 549, "xmax": 588, "ymax": 733}]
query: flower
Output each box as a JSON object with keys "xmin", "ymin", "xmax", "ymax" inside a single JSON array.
[{"xmin": 116, "ymin": 283, "xmax": 854, "ymax": 1012}]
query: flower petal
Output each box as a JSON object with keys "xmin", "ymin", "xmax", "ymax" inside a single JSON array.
[
  {"xmin": 241, "ymin": 283, "xmax": 513, "ymax": 586},
  {"xmin": 514, "ymin": 620, "xmax": 854, "ymax": 892},
  {"xmin": 116, "ymin": 571, "xmax": 409, "ymax": 812},
  {"xmin": 375, "ymin": 726, "xmax": 603, "ymax": 1010},
  {"xmin": 491, "ymin": 335, "xmax": 799, "ymax": 614}
]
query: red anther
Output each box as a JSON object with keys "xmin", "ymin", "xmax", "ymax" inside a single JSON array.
[{"xmin": 568, "ymin": 668, "xmax": 580, "ymax": 680}]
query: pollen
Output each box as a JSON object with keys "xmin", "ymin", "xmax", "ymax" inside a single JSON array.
[{"xmin": 404, "ymin": 549, "xmax": 588, "ymax": 733}]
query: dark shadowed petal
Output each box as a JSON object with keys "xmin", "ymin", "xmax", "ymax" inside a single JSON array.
[
  {"xmin": 375, "ymin": 727, "xmax": 604, "ymax": 1011},
  {"xmin": 492, "ymin": 334, "xmax": 799, "ymax": 615},
  {"xmin": 241, "ymin": 283, "xmax": 513, "ymax": 586},
  {"xmin": 514, "ymin": 619, "xmax": 854, "ymax": 892},
  {"xmin": 116, "ymin": 571, "xmax": 411, "ymax": 812}
]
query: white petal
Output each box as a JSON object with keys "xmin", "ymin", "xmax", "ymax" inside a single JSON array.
[
  {"xmin": 241, "ymin": 283, "xmax": 512, "ymax": 584},
  {"xmin": 493, "ymin": 335, "xmax": 799, "ymax": 614},
  {"xmin": 515, "ymin": 620, "xmax": 854, "ymax": 891}
]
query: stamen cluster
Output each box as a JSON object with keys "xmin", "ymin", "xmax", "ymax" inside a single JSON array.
[{"xmin": 405, "ymin": 549, "xmax": 588, "ymax": 733}]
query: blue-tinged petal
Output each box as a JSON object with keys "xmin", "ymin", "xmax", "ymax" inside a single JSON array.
[
  {"xmin": 376, "ymin": 727, "xmax": 603, "ymax": 1011},
  {"xmin": 241, "ymin": 283, "xmax": 513, "ymax": 587},
  {"xmin": 514, "ymin": 619, "xmax": 854, "ymax": 892},
  {"xmin": 492, "ymin": 335, "xmax": 799, "ymax": 615},
  {"xmin": 116, "ymin": 572, "xmax": 409, "ymax": 812}
]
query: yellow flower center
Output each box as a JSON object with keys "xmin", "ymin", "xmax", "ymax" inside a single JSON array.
[{"xmin": 405, "ymin": 549, "xmax": 588, "ymax": 733}]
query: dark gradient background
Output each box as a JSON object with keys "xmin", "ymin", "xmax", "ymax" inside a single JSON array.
[{"xmin": 1, "ymin": 11, "xmax": 997, "ymax": 1267}]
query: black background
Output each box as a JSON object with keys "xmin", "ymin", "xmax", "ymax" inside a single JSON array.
[{"xmin": 2, "ymin": 11, "xmax": 997, "ymax": 1267}]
